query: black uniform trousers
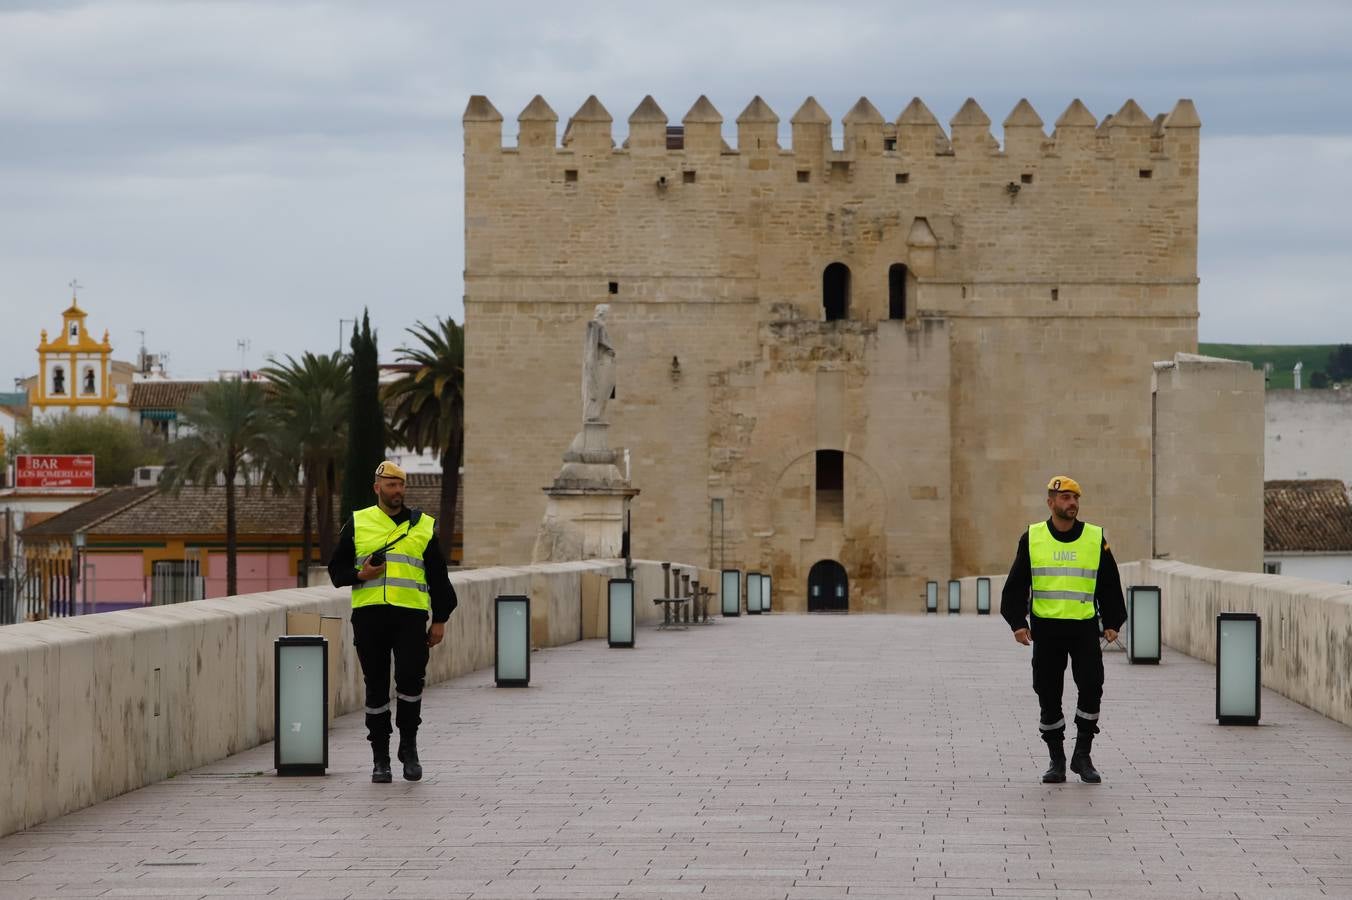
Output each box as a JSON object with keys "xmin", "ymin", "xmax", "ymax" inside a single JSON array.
[
  {"xmin": 352, "ymin": 605, "xmax": 430, "ymax": 750},
  {"xmin": 1031, "ymin": 621, "xmax": 1103, "ymax": 744}
]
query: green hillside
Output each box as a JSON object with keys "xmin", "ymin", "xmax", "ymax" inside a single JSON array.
[{"xmin": 1198, "ymin": 344, "xmax": 1345, "ymax": 390}]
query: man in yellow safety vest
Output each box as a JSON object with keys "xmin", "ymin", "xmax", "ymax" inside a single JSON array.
[
  {"xmin": 1000, "ymin": 475, "xmax": 1126, "ymax": 784},
  {"xmin": 328, "ymin": 460, "xmax": 457, "ymax": 783}
]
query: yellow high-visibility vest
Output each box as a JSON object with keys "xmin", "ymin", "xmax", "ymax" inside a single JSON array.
[
  {"xmin": 351, "ymin": 505, "xmax": 436, "ymax": 612},
  {"xmin": 1028, "ymin": 521, "xmax": 1102, "ymax": 621}
]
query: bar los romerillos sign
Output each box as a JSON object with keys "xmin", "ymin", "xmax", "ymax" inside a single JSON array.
[{"xmin": 15, "ymin": 454, "xmax": 96, "ymax": 488}]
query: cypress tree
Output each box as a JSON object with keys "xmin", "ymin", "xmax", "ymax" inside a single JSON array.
[{"xmin": 341, "ymin": 310, "xmax": 386, "ymax": 521}]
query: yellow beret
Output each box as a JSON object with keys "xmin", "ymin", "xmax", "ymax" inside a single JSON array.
[
  {"xmin": 374, "ymin": 460, "xmax": 406, "ymax": 481},
  {"xmin": 1046, "ymin": 475, "xmax": 1081, "ymax": 496}
]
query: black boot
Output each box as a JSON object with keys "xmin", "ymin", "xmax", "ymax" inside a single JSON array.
[
  {"xmin": 1069, "ymin": 735, "xmax": 1101, "ymax": 784},
  {"xmin": 371, "ymin": 742, "xmax": 392, "ymax": 784},
  {"xmin": 1042, "ymin": 741, "xmax": 1067, "ymax": 783},
  {"xmin": 397, "ymin": 736, "xmax": 422, "ymax": 782}
]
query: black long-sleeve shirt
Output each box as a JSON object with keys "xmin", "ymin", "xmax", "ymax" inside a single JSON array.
[
  {"xmin": 1000, "ymin": 518, "xmax": 1127, "ymax": 636},
  {"xmin": 327, "ymin": 506, "xmax": 457, "ymax": 623}
]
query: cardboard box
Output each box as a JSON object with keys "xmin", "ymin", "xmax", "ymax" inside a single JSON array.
[{"xmin": 286, "ymin": 612, "xmax": 344, "ymax": 721}]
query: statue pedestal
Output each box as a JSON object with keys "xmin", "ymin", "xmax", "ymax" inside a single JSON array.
[{"xmin": 532, "ymin": 422, "xmax": 639, "ymax": 564}]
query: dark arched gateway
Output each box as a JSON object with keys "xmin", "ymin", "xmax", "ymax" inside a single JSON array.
[{"xmin": 807, "ymin": 559, "xmax": 849, "ymax": 612}]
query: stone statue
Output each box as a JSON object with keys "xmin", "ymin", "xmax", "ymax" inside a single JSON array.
[{"xmin": 581, "ymin": 304, "xmax": 616, "ymax": 423}]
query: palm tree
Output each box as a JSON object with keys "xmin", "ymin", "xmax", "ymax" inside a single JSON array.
[
  {"xmin": 384, "ymin": 316, "xmax": 464, "ymax": 558},
  {"xmin": 261, "ymin": 352, "xmax": 350, "ymax": 579},
  {"xmin": 160, "ymin": 378, "xmax": 272, "ymax": 597}
]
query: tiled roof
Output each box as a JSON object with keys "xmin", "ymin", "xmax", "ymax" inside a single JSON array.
[
  {"xmin": 404, "ymin": 472, "xmax": 464, "ymax": 534},
  {"xmin": 87, "ymin": 485, "xmax": 319, "ymax": 536},
  {"xmin": 1264, "ymin": 479, "xmax": 1352, "ymax": 553},
  {"xmin": 21, "ymin": 487, "xmax": 159, "ymax": 539},
  {"xmin": 86, "ymin": 473, "xmax": 464, "ymax": 537},
  {"xmin": 0, "ymin": 392, "xmax": 28, "ymax": 408},
  {"xmin": 128, "ymin": 381, "xmax": 209, "ymax": 410}
]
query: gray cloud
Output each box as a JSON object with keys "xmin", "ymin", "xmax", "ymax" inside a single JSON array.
[{"xmin": 3, "ymin": 0, "xmax": 1350, "ymax": 386}]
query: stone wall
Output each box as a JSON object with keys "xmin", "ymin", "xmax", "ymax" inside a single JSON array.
[
  {"xmin": 1153, "ymin": 354, "xmax": 1266, "ymax": 571},
  {"xmin": 462, "ymin": 93, "xmax": 1204, "ymax": 611},
  {"xmin": 1130, "ymin": 560, "xmax": 1352, "ymax": 728},
  {"xmin": 1265, "ymin": 389, "xmax": 1352, "ymax": 482},
  {"xmin": 0, "ymin": 559, "xmax": 687, "ymax": 840}
]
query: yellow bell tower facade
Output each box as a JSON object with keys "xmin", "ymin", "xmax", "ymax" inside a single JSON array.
[{"xmin": 33, "ymin": 294, "xmax": 126, "ymax": 422}]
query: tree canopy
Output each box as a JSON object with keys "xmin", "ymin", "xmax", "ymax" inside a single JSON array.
[{"xmin": 14, "ymin": 413, "xmax": 163, "ymax": 486}]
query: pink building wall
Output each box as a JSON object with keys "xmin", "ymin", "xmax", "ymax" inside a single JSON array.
[
  {"xmin": 204, "ymin": 552, "xmax": 297, "ymax": 598},
  {"xmin": 86, "ymin": 553, "xmax": 145, "ymax": 610}
]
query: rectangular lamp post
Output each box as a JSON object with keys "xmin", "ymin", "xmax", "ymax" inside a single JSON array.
[
  {"xmin": 762, "ymin": 574, "xmax": 772, "ymax": 613},
  {"xmin": 495, "ymin": 595, "xmax": 531, "ymax": 687},
  {"xmin": 926, "ymin": 580, "xmax": 938, "ymax": 614},
  {"xmin": 274, "ymin": 635, "xmax": 328, "ymax": 776},
  {"xmin": 1127, "ymin": 585, "xmax": 1161, "ymax": 664},
  {"xmin": 747, "ymin": 572, "xmax": 763, "ymax": 615},
  {"xmin": 721, "ymin": 569, "xmax": 741, "ymax": 617},
  {"xmin": 608, "ymin": 578, "xmax": 635, "ymax": 648},
  {"xmin": 976, "ymin": 577, "xmax": 991, "ymax": 615},
  {"xmin": 947, "ymin": 579, "xmax": 960, "ymax": 614},
  {"xmin": 1216, "ymin": 612, "xmax": 1261, "ymax": 725}
]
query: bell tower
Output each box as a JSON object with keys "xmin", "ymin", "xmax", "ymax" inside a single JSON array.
[{"xmin": 33, "ymin": 284, "xmax": 119, "ymax": 421}]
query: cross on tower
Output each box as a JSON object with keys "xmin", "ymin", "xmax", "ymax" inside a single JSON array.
[{"xmin": 68, "ymin": 278, "xmax": 83, "ymax": 299}]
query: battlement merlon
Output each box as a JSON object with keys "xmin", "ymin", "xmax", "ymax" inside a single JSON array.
[{"xmin": 462, "ymin": 95, "xmax": 1200, "ymax": 163}]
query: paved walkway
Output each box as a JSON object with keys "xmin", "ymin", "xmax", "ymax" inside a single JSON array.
[{"xmin": 2, "ymin": 614, "xmax": 1351, "ymax": 899}]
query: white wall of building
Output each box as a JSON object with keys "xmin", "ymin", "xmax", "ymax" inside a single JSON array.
[
  {"xmin": 1266, "ymin": 389, "xmax": 1352, "ymax": 481},
  {"xmin": 1264, "ymin": 553, "xmax": 1352, "ymax": 586}
]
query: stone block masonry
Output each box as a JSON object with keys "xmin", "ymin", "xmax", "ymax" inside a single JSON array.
[{"xmin": 462, "ymin": 92, "xmax": 1241, "ymax": 612}]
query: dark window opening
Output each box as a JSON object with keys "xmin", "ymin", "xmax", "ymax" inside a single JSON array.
[
  {"xmin": 896, "ymin": 172, "xmax": 909, "ymax": 184},
  {"xmin": 816, "ymin": 450, "xmax": 843, "ymax": 490},
  {"xmin": 816, "ymin": 449, "xmax": 844, "ymax": 522},
  {"xmin": 682, "ymin": 170, "xmax": 696, "ymax": 184},
  {"xmin": 665, "ymin": 126, "xmax": 684, "ymax": 150},
  {"xmin": 608, "ymin": 282, "xmax": 618, "ymax": 295},
  {"xmin": 822, "ymin": 262, "xmax": 850, "ymax": 321},
  {"xmin": 888, "ymin": 264, "xmax": 908, "ymax": 320},
  {"xmin": 883, "ymin": 138, "xmax": 896, "ymax": 151},
  {"xmin": 1051, "ymin": 288, "xmax": 1059, "ymax": 301},
  {"xmin": 1021, "ymin": 172, "xmax": 1034, "ymax": 184},
  {"xmin": 564, "ymin": 169, "xmax": 578, "ymax": 182},
  {"xmin": 797, "ymin": 170, "xmax": 810, "ymax": 183},
  {"xmin": 1139, "ymin": 169, "xmax": 1153, "ymax": 179}
]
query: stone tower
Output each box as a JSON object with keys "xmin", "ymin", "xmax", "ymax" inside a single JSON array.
[{"xmin": 462, "ymin": 93, "xmax": 1206, "ymax": 612}]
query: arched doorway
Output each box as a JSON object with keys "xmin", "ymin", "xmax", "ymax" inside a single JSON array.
[
  {"xmin": 807, "ymin": 559, "xmax": 848, "ymax": 612},
  {"xmin": 822, "ymin": 263, "xmax": 850, "ymax": 321}
]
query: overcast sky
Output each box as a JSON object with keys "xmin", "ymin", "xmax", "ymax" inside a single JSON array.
[{"xmin": 2, "ymin": 0, "xmax": 1350, "ymax": 385}]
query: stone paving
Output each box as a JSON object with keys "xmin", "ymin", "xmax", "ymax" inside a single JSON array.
[{"xmin": 2, "ymin": 613, "xmax": 1351, "ymax": 899}]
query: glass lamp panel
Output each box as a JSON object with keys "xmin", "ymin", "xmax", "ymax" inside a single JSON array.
[
  {"xmin": 609, "ymin": 580, "xmax": 634, "ymax": 644},
  {"xmin": 1130, "ymin": 587, "xmax": 1161, "ymax": 659},
  {"xmin": 1218, "ymin": 618, "xmax": 1259, "ymax": 718},
  {"xmin": 722, "ymin": 570, "xmax": 740, "ymax": 614},
  {"xmin": 277, "ymin": 642, "xmax": 325, "ymax": 765},
  {"xmin": 497, "ymin": 599, "xmax": 529, "ymax": 682}
]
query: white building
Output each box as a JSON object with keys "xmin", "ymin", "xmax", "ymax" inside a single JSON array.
[{"xmin": 1263, "ymin": 479, "xmax": 1352, "ymax": 585}]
